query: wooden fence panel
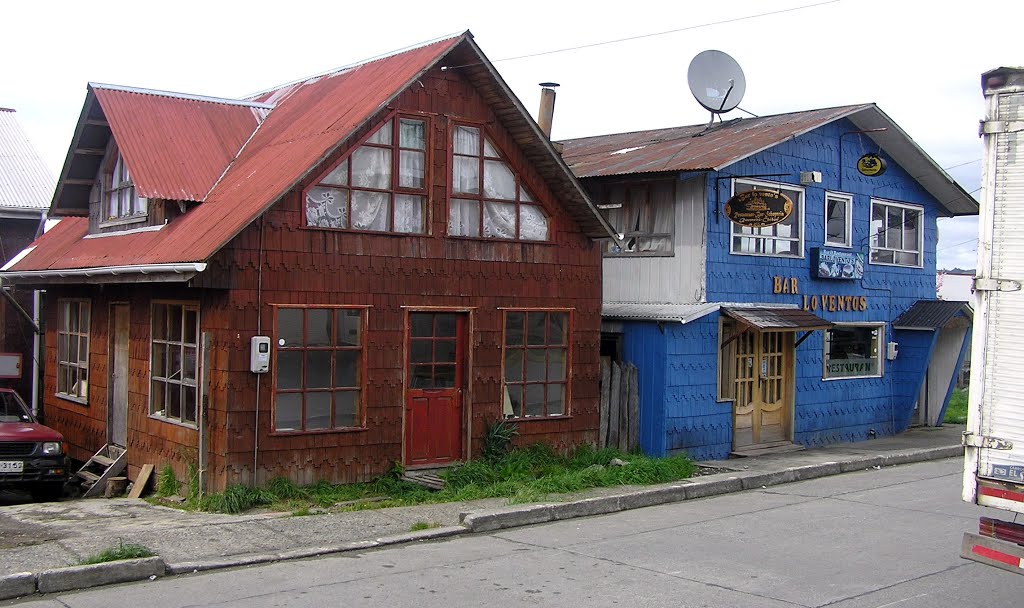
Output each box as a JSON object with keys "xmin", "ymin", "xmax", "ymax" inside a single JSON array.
[{"xmin": 599, "ymin": 358, "xmax": 639, "ymax": 452}]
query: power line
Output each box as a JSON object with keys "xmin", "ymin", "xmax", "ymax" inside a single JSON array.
[
  {"xmin": 936, "ymin": 237, "xmax": 978, "ymax": 253},
  {"xmin": 490, "ymin": 0, "xmax": 842, "ymax": 63}
]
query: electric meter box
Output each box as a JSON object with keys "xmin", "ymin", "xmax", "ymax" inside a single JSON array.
[{"xmin": 251, "ymin": 336, "xmax": 271, "ymax": 373}]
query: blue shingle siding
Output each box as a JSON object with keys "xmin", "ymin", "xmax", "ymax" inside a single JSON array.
[{"xmin": 614, "ymin": 118, "xmax": 949, "ymax": 461}]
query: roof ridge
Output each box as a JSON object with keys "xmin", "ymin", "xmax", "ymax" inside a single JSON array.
[
  {"xmin": 243, "ymin": 31, "xmax": 466, "ymax": 100},
  {"xmin": 560, "ymin": 103, "xmax": 873, "ymax": 143},
  {"xmin": 88, "ymin": 83, "xmax": 274, "ymax": 109}
]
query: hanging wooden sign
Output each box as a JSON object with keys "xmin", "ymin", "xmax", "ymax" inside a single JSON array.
[
  {"xmin": 857, "ymin": 153, "xmax": 887, "ymax": 177},
  {"xmin": 724, "ymin": 190, "xmax": 793, "ymax": 228}
]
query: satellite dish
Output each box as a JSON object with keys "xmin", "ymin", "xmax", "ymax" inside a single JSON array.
[{"xmin": 687, "ymin": 50, "xmax": 746, "ymax": 114}]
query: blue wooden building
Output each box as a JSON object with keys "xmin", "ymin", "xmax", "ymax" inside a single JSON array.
[{"xmin": 560, "ymin": 104, "xmax": 977, "ymax": 459}]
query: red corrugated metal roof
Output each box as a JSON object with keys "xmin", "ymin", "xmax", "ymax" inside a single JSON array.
[
  {"xmin": 93, "ymin": 86, "xmax": 265, "ymax": 202},
  {"xmin": 559, "ymin": 105, "xmax": 868, "ymax": 177},
  {"xmin": 8, "ymin": 35, "xmax": 463, "ymax": 271}
]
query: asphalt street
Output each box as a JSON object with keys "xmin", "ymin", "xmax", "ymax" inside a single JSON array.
[{"xmin": 6, "ymin": 458, "xmax": 1022, "ymax": 608}]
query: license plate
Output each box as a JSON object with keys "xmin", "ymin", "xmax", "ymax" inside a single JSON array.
[{"xmin": 0, "ymin": 461, "xmax": 24, "ymax": 473}]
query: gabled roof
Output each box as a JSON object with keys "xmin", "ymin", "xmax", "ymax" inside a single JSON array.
[
  {"xmin": 892, "ymin": 299, "xmax": 972, "ymax": 330},
  {"xmin": 559, "ymin": 104, "xmax": 978, "ymax": 217},
  {"xmin": 5, "ymin": 33, "xmax": 616, "ymax": 282},
  {"xmin": 0, "ymin": 108, "xmax": 53, "ymax": 217}
]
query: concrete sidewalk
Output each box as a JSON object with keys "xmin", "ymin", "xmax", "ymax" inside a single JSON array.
[{"xmin": 0, "ymin": 425, "xmax": 964, "ymax": 599}]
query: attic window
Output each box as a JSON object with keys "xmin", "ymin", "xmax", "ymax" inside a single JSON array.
[
  {"xmin": 305, "ymin": 116, "xmax": 428, "ymax": 234},
  {"xmin": 447, "ymin": 125, "xmax": 550, "ymax": 241},
  {"xmin": 104, "ymin": 151, "xmax": 148, "ymax": 222}
]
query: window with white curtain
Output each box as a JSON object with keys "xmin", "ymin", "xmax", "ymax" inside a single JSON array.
[
  {"xmin": 305, "ymin": 116, "xmax": 427, "ymax": 234},
  {"xmin": 601, "ymin": 184, "xmax": 673, "ymax": 255},
  {"xmin": 103, "ymin": 149, "xmax": 148, "ymax": 223},
  {"xmin": 448, "ymin": 124, "xmax": 550, "ymax": 241},
  {"xmin": 730, "ymin": 179, "xmax": 804, "ymax": 258},
  {"xmin": 869, "ymin": 199, "xmax": 923, "ymax": 267}
]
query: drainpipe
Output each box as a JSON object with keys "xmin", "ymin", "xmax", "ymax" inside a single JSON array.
[{"xmin": 537, "ymin": 82, "xmax": 560, "ymax": 138}]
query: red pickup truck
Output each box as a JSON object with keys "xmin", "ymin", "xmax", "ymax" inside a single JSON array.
[{"xmin": 0, "ymin": 388, "xmax": 68, "ymax": 501}]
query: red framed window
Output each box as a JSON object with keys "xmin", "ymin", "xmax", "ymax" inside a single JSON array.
[
  {"xmin": 408, "ymin": 312, "xmax": 463, "ymax": 389},
  {"xmin": 305, "ymin": 116, "xmax": 428, "ymax": 234},
  {"xmin": 448, "ymin": 124, "xmax": 550, "ymax": 241},
  {"xmin": 274, "ymin": 307, "xmax": 365, "ymax": 432},
  {"xmin": 502, "ymin": 310, "xmax": 569, "ymax": 418},
  {"xmin": 56, "ymin": 299, "xmax": 90, "ymax": 402}
]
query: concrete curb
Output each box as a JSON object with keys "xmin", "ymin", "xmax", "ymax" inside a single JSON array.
[
  {"xmin": 35, "ymin": 556, "xmax": 165, "ymax": 594},
  {"xmin": 0, "ymin": 572, "xmax": 35, "ymax": 601},
  {"xmin": 461, "ymin": 446, "xmax": 961, "ymax": 533},
  {"xmin": 165, "ymin": 525, "xmax": 469, "ymax": 575}
]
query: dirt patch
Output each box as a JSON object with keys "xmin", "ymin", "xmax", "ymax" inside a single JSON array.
[{"xmin": 0, "ymin": 512, "xmax": 62, "ymax": 549}]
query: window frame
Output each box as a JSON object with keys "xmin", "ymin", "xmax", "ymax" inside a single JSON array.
[
  {"xmin": 500, "ymin": 308, "xmax": 572, "ymax": 420},
  {"xmin": 56, "ymin": 299, "xmax": 91, "ymax": 404},
  {"xmin": 303, "ymin": 113, "xmax": 431, "ymax": 235},
  {"xmin": 869, "ymin": 198, "xmax": 924, "ymax": 268},
  {"xmin": 99, "ymin": 147, "xmax": 148, "ymax": 227},
  {"xmin": 824, "ymin": 191, "xmax": 853, "ymax": 248},
  {"xmin": 148, "ymin": 301, "xmax": 201, "ymax": 427},
  {"xmin": 602, "ymin": 183, "xmax": 675, "ymax": 256},
  {"xmin": 271, "ymin": 305, "xmax": 369, "ymax": 434},
  {"xmin": 716, "ymin": 317, "xmax": 737, "ymax": 402},
  {"xmin": 822, "ymin": 322, "xmax": 885, "ymax": 380},
  {"xmin": 729, "ymin": 178, "xmax": 805, "ymax": 259},
  {"xmin": 447, "ymin": 121, "xmax": 553, "ymax": 243}
]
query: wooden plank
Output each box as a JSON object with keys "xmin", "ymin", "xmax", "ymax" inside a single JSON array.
[
  {"xmin": 599, "ymin": 358, "xmax": 611, "ymax": 448},
  {"xmin": 627, "ymin": 364, "xmax": 640, "ymax": 453},
  {"xmin": 618, "ymin": 364, "xmax": 631, "ymax": 453},
  {"xmin": 128, "ymin": 463, "xmax": 155, "ymax": 498},
  {"xmin": 608, "ymin": 363, "xmax": 621, "ymax": 451}
]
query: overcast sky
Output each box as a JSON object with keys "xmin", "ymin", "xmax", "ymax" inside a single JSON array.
[{"xmin": 3, "ymin": 0, "xmax": 1018, "ymax": 269}]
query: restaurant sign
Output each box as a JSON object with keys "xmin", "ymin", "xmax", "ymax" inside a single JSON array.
[
  {"xmin": 812, "ymin": 248, "xmax": 865, "ymax": 280},
  {"xmin": 724, "ymin": 190, "xmax": 793, "ymax": 228}
]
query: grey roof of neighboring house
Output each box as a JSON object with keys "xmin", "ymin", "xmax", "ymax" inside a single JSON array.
[
  {"xmin": 0, "ymin": 108, "xmax": 54, "ymax": 215},
  {"xmin": 892, "ymin": 299, "xmax": 973, "ymax": 330}
]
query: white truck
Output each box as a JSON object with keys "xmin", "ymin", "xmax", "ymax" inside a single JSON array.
[{"xmin": 961, "ymin": 66, "xmax": 1024, "ymax": 573}]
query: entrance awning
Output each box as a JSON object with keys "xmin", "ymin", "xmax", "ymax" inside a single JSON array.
[
  {"xmin": 892, "ymin": 299, "xmax": 973, "ymax": 330},
  {"xmin": 722, "ymin": 306, "xmax": 833, "ymax": 331}
]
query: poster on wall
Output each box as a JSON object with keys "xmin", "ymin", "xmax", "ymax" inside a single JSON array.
[{"xmin": 812, "ymin": 248, "xmax": 865, "ymax": 280}]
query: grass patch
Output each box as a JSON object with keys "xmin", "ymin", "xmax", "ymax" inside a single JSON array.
[
  {"xmin": 944, "ymin": 388, "xmax": 969, "ymax": 424},
  {"xmin": 196, "ymin": 442, "xmax": 694, "ymax": 515},
  {"xmin": 79, "ymin": 540, "xmax": 154, "ymax": 565},
  {"xmin": 155, "ymin": 464, "xmax": 180, "ymax": 497},
  {"xmin": 409, "ymin": 521, "xmax": 440, "ymax": 531}
]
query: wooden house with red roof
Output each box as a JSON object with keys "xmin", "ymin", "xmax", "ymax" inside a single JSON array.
[{"xmin": 0, "ymin": 33, "xmax": 615, "ymax": 491}]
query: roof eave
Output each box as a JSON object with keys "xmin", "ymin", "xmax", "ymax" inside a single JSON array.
[
  {"xmin": 49, "ymin": 89, "xmax": 104, "ymax": 218},
  {"xmin": 0, "ymin": 262, "xmax": 207, "ymax": 286}
]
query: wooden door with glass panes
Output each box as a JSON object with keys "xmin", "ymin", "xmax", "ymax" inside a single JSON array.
[
  {"xmin": 733, "ymin": 330, "xmax": 793, "ymax": 449},
  {"xmin": 404, "ymin": 312, "xmax": 466, "ymax": 467}
]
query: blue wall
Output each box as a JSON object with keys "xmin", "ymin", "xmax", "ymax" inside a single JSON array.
[{"xmin": 619, "ymin": 118, "xmax": 949, "ymax": 460}]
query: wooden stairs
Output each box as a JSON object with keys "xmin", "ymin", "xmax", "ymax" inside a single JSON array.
[
  {"xmin": 402, "ymin": 469, "xmax": 446, "ymax": 490},
  {"xmin": 76, "ymin": 444, "xmax": 128, "ymax": 497}
]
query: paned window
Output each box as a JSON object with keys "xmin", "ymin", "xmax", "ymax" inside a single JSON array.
[
  {"xmin": 305, "ymin": 117, "xmax": 427, "ymax": 234},
  {"xmin": 603, "ymin": 184, "xmax": 673, "ymax": 254},
  {"xmin": 150, "ymin": 303, "xmax": 200, "ymax": 425},
  {"xmin": 105, "ymin": 152, "xmax": 148, "ymax": 221},
  {"xmin": 870, "ymin": 199, "xmax": 922, "ymax": 266},
  {"xmin": 502, "ymin": 311, "xmax": 568, "ymax": 418},
  {"xmin": 825, "ymin": 192, "xmax": 852, "ymax": 248},
  {"xmin": 57, "ymin": 300, "xmax": 90, "ymax": 401},
  {"xmin": 274, "ymin": 307, "xmax": 364, "ymax": 432},
  {"xmin": 730, "ymin": 179, "xmax": 803, "ymax": 257},
  {"xmin": 448, "ymin": 125, "xmax": 550, "ymax": 241},
  {"xmin": 823, "ymin": 324, "xmax": 884, "ymax": 379}
]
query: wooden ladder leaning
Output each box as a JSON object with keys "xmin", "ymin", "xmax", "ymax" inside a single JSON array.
[{"xmin": 76, "ymin": 444, "xmax": 128, "ymax": 497}]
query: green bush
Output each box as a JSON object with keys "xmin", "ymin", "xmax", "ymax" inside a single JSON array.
[
  {"xmin": 944, "ymin": 388, "xmax": 969, "ymax": 424},
  {"xmin": 79, "ymin": 540, "xmax": 154, "ymax": 565}
]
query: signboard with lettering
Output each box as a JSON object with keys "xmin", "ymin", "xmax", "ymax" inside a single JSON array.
[
  {"xmin": 813, "ymin": 248, "xmax": 865, "ymax": 280},
  {"xmin": 724, "ymin": 190, "xmax": 793, "ymax": 228}
]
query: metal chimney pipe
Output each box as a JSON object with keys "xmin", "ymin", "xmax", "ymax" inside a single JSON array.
[{"xmin": 537, "ymin": 82, "xmax": 559, "ymax": 137}]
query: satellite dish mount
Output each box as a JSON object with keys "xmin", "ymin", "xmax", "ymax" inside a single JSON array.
[{"xmin": 687, "ymin": 50, "xmax": 747, "ymax": 129}]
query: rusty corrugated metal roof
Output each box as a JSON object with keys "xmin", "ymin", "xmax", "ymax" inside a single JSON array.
[
  {"xmin": 892, "ymin": 299, "xmax": 972, "ymax": 330},
  {"xmin": 93, "ymin": 86, "xmax": 267, "ymax": 202},
  {"xmin": 0, "ymin": 108, "xmax": 53, "ymax": 214},
  {"xmin": 560, "ymin": 104, "xmax": 978, "ymax": 217},
  {"xmin": 560, "ymin": 106, "xmax": 867, "ymax": 177},
  {"xmin": 723, "ymin": 306, "xmax": 833, "ymax": 331}
]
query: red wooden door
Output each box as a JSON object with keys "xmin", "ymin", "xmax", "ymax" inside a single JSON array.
[{"xmin": 404, "ymin": 312, "xmax": 465, "ymax": 467}]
